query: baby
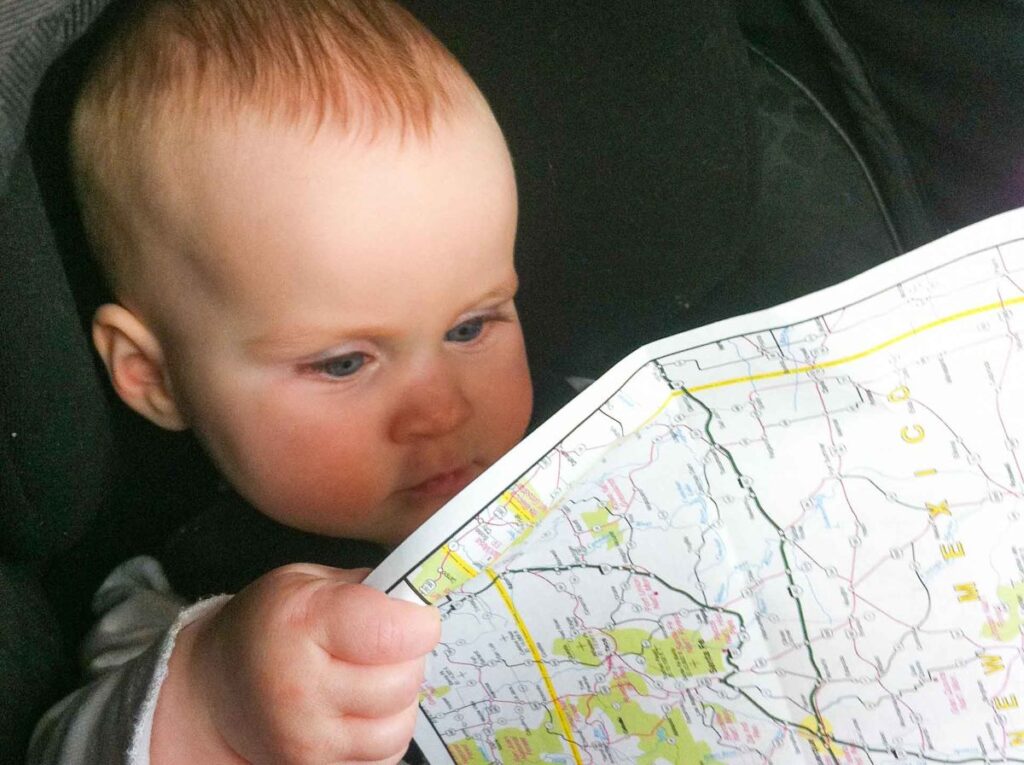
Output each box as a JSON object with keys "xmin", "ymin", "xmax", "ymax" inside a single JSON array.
[{"xmin": 32, "ymin": 0, "xmax": 533, "ymax": 762}]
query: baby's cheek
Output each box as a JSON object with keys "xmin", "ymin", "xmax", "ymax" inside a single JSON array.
[
  {"xmin": 479, "ymin": 341, "xmax": 533, "ymax": 457},
  {"xmin": 240, "ymin": 406, "xmax": 394, "ymax": 534}
]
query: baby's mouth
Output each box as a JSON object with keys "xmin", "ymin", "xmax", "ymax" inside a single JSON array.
[{"xmin": 406, "ymin": 464, "xmax": 477, "ymax": 499}]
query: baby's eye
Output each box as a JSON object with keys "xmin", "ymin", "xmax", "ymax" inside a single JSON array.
[
  {"xmin": 309, "ymin": 352, "xmax": 366, "ymax": 379},
  {"xmin": 445, "ymin": 317, "xmax": 486, "ymax": 343}
]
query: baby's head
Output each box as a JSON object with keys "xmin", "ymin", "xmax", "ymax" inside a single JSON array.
[{"xmin": 73, "ymin": 0, "xmax": 533, "ymax": 546}]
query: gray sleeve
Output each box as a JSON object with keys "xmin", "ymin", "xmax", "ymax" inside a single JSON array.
[{"xmin": 27, "ymin": 557, "xmax": 229, "ymax": 765}]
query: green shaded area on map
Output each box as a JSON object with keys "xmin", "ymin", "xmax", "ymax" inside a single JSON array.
[
  {"xmin": 570, "ymin": 672, "xmax": 722, "ymax": 765},
  {"xmin": 493, "ymin": 723, "xmax": 567, "ymax": 764},
  {"xmin": 409, "ymin": 545, "xmax": 476, "ymax": 604},
  {"xmin": 798, "ymin": 715, "xmax": 844, "ymax": 759},
  {"xmin": 554, "ymin": 627, "xmax": 727, "ymax": 678},
  {"xmin": 581, "ymin": 504, "xmax": 624, "ymax": 549},
  {"xmin": 420, "ymin": 684, "xmax": 451, "ymax": 705},
  {"xmin": 449, "ymin": 737, "xmax": 490, "ymax": 765},
  {"xmin": 981, "ymin": 582, "xmax": 1024, "ymax": 642}
]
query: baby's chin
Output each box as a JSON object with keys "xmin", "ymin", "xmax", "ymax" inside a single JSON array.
[
  {"xmin": 257, "ymin": 479, "xmax": 466, "ymax": 550},
  {"xmin": 380, "ymin": 502, "xmax": 449, "ymax": 549},
  {"xmin": 328, "ymin": 502, "xmax": 438, "ymax": 551},
  {"xmin": 374, "ymin": 471, "xmax": 483, "ymax": 547}
]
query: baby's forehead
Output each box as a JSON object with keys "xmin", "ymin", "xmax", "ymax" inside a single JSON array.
[
  {"xmin": 71, "ymin": 0, "xmax": 485, "ymax": 307},
  {"xmin": 141, "ymin": 94, "xmax": 489, "ymax": 233},
  {"xmin": 137, "ymin": 97, "xmax": 513, "ymax": 306}
]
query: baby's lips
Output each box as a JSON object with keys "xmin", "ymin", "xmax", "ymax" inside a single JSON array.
[{"xmin": 405, "ymin": 464, "xmax": 476, "ymax": 499}]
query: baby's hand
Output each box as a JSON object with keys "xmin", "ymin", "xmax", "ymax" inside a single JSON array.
[{"xmin": 154, "ymin": 564, "xmax": 440, "ymax": 764}]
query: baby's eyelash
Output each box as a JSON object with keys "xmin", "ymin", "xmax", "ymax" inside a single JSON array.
[
  {"xmin": 445, "ymin": 311, "xmax": 512, "ymax": 343},
  {"xmin": 445, "ymin": 316, "xmax": 486, "ymax": 343},
  {"xmin": 302, "ymin": 351, "xmax": 368, "ymax": 380},
  {"xmin": 296, "ymin": 308, "xmax": 514, "ymax": 380}
]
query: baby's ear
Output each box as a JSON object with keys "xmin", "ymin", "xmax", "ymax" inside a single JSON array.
[{"xmin": 92, "ymin": 303, "xmax": 187, "ymax": 431}]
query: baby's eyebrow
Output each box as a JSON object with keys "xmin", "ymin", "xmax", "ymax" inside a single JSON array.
[
  {"xmin": 478, "ymin": 276, "xmax": 520, "ymax": 303},
  {"xmin": 457, "ymin": 274, "xmax": 519, "ymax": 310},
  {"xmin": 245, "ymin": 274, "xmax": 519, "ymax": 359},
  {"xmin": 244, "ymin": 327, "xmax": 378, "ymax": 359}
]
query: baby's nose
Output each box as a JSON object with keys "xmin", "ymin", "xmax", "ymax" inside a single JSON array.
[{"xmin": 389, "ymin": 362, "xmax": 472, "ymax": 442}]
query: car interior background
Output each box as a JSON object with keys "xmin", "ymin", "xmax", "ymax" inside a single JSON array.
[{"xmin": 2, "ymin": 0, "xmax": 1022, "ymax": 760}]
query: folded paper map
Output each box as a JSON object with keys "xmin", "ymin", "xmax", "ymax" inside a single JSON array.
[{"xmin": 367, "ymin": 208, "xmax": 1024, "ymax": 765}]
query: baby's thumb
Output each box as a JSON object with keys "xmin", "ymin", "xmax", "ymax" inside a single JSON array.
[
  {"xmin": 329, "ymin": 566, "xmax": 373, "ymax": 584},
  {"xmin": 313, "ymin": 584, "xmax": 441, "ymax": 663},
  {"xmin": 272, "ymin": 562, "xmax": 372, "ymax": 585}
]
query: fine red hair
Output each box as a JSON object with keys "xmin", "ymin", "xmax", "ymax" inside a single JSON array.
[{"xmin": 72, "ymin": 0, "xmax": 474, "ymax": 297}]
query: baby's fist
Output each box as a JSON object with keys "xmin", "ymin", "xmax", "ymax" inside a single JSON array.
[{"xmin": 158, "ymin": 563, "xmax": 440, "ymax": 765}]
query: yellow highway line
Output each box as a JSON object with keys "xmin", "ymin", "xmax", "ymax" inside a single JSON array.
[
  {"xmin": 502, "ymin": 495, "xmax": 535, "ymax": 525},
  {"xmin": 636, "ymin": 390, "xmax": 686, "ymax": 432},
  {"xmin": 691, "ymin": 295, "xmax": 1024, "ymax": 393},
  {"xmin": 445, "ymin": 547, "xmax": 478, "ymax": 579},
  {"xmin": 486, "ymin": 568, "xmax": 583, "ymax": 765},
  {"xmin": 638, "ymin": 295, "xmax": 1024, "ymax": 431}
]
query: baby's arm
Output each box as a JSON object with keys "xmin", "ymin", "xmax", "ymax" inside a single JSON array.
[
  {"xmin": 27, "ymin": 557, "xmax": 226, "ymax": 764},
  {"xmin": 150, "ymin": 564, "xmax": 440, "ymax": 764},
  {"xmin": 29, "ymin": 559, "xmax": 438, "ymax": 764}
]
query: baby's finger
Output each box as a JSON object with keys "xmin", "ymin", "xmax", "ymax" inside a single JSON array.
[
  {"xmin": 330, "ymin": 756, "xmax": 405, "ymax": 765},
  {"xmin": 327, "ymin": 701, "xmax": 420, "ymax": 762},
  {"xmin": 329, "ymin": 657, "xmax": 426, "ymax": 718},
  {"xmin": 310, "ymin": 582, "xmax": 441, "ymax": 664}
]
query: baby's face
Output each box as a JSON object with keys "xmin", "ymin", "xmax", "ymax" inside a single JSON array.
[{"xmin": 143, "ymin": 104, "xmax": 532, "ymax": 546}]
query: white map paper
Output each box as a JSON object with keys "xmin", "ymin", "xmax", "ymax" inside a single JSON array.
[{"xmin": 367, "ymin": 208, "xmax": 1024, "ymax": 765}]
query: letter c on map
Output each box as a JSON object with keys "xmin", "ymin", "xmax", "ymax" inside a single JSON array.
[
  {"xmin": 900, "ymin": 425, "xmax": 925, "ymax": 443},
  {"xmin": 887, "ymin": 385, "xmax": 911, "ymax": 402}
]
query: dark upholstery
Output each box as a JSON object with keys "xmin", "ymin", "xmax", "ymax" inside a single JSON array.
[
  {"xmin": 818, "ymin": 0, "xmax": 1024, "ymax": 235},
  {"xmin": 1, "ymin": 2, "xmax": 115, "ymax": 566},
  {"xmin": 0, "ymin": 561, "xmax": 65, "ymax": 762},
  {"xmin": 1, "ymin": 2, "xmax": 117, "ymax": 758},
  {"xmin": 3, "ymin": 0, "xmax": 1022, "ymax": 760},
  {"xmin": 408, "ymin": 1, "xmax": 760, "ymax": 395},
  {"xmin": 741, "ymin": 44, "xmax": 899, "ymax": 312}
]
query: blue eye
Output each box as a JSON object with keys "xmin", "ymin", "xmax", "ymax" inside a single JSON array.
[
  {"xmin": 311, "ymin": 352, "xmax": 366, "ymax": 379},
  {"xmin": 445, "ymin": 317, "xmax": 485, "ymax": 343}
]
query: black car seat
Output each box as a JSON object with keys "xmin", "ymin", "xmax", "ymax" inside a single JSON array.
[{"xmin": 4, "ymin": 0, "xmax": 1021, "ymax": 760}]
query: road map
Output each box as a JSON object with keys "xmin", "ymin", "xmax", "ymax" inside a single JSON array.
[{"xmin": 367, "ymin": 209, "xmax": 1024, "ymax": 764}]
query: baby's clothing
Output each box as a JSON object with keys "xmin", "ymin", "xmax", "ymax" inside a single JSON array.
[
  {"xmin": 27, "ymin": 557, "xmax": 228, "ymax": 764},
  {"xmin": 27, "ymin": 555, "xmax": 425, "ymax": 764},
  {"xmin": 26, "ymin": 489, "xmax": 403, "ymax": 764}
]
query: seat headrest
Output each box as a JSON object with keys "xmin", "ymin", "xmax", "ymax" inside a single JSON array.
[{"xmin": 0, "ymin": 0, "xmax": 119, "ymax": 562}]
